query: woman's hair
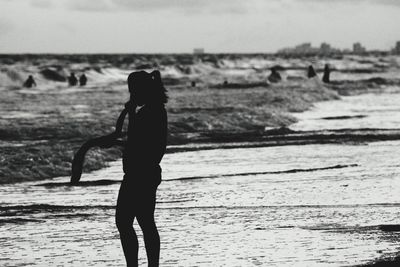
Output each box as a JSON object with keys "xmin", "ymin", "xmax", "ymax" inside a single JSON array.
[{"xmin": 127, "ymin": 70, "xmax": 168, "ymax": 104}]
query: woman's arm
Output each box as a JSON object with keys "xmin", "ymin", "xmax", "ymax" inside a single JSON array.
[
  {"xmin": 115, "ymin": 108, "xmax": 128, "ymax": 134},
  {"xmin": 115, "ymin": 101, "xmax": 133, "ymax": 136},
  {"xmin": 70, "ymin": 102, "xmax": 132, "ymax": 184},
  {"xmin": 102, "ymin": 100, "xmax": 137, "ymax": 147},
  {"xmin": 98, "ymin": 104, "xmax": 129, "ymax": 148}
]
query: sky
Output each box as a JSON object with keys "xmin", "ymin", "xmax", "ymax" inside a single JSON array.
[{"xmin": 0, "ymin": 0, "xmax": 399, "ymax": 53}]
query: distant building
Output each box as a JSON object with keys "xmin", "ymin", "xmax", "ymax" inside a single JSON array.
[
  {"xmin": 277, "ymin": 42, "xmax": 341, "ymax": 55},
  {"xmin": 353, "ymin": 42, "xmax": 366, "ymax": 54},
  {"xmin": 319, "ymin": 42, "xmax": 341, "ymax": 55},
  {"xmin": 320, "ymin": 43, "xmax": 332, "ymax": 54},
  {"xmin": 294, "ymin": 43, "xmax": 313, "ymax": 54},
  {"xmin": 193, "ymin": 48, "xmax": 205, "ymax": 54},
  {"xmin": 278, "ymin": 43, "xmax": 316, "ymax": 55},
  {"xmin": 392, "ymin": 41, "xmax": 400, "ymax": 54}
]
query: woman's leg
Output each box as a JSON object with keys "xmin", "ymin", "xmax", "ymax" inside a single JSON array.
[
  {"xmin": 116, "ymin": 181, "xmax": 139, "ymax": 267},
  {"xmin": 136, "ymin": 188, "xmax": 160, "ymax": 267}
]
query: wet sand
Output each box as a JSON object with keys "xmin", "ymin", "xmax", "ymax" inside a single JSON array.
[{"xmin": 1, "ymin": 141, "xmax": 400, "ymax": 266}]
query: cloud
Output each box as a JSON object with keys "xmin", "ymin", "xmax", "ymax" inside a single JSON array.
[
  {"xmin": 113, "ymin": 0, "xmax": 246, "ymax": 13},
  {"xmin": 377, "ymin": 0, "xmax": 400, "ymax": 7},
  {"xmin": 66, "ymin": 0, "xmax": 114, "ymax": 12},
  {"xmin": 30, "ymin": 0, "xmax": 53, "ymax": 8},
  {"xmin": 31, "ymin": 0, "xmax": 398, "ymax": 16},
  {"xmin": 62, "ymin": 0, "xmax": 250, "ymax": 14},
  {"xmin": 299, "ymin": 0, "xmax": 400, "ymax": 7},
  {"xmin": 18, "ymin": 0, "xmax": 400, "ymax": 13}
]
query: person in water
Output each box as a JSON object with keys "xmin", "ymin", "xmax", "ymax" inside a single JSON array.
[
  {"xmin": 79, "ymin": 74, "xmax": 87, "ymax": 86},
  {"xmin": 23, "ymin": 75, "xmax": 36, "ymax": 88},
  {"xmin": 307, "ymin": 65, "xmax": 317, "ymax": 79},
  {"xmin": 267, "ymin": 67, "xmax": 282, "ymax": 83},
  {"xmin": 68, "ymin": 72, "xmax": 78, "ymax": 86},
  {"xmin": 114, "ymin": 70, "xmax": 168, "ymax": 267},
  {"xmin": 322, "ymin": 64, "xmax": 331, "ymax": 83}
]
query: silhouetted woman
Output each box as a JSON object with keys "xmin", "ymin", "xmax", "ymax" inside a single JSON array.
[{"xmin": 116, "ymin": 70, "xmax": 168, "ymax": 267}]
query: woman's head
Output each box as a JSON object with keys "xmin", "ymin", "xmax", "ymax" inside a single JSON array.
[{"xmin": 127, "ymin": 70, "xmax": 168, "ymax": 106}]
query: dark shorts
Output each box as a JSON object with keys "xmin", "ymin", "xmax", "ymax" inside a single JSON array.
[{"xmin": 116, "ymin": 168, "xmax": 161, "ymax": 216}]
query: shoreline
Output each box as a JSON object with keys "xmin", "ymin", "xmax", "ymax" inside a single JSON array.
[{"xmin": 4, "ymin": 126, "xmax": 400, "ymax": 185}]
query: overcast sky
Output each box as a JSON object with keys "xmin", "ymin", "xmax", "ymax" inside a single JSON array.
[{"xmin": 0, "ymin": 0, "xmax": 399, "ymax": 53}]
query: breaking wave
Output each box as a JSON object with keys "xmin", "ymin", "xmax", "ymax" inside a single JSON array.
[{"xmin": 1, "ymin": 54, "xmax": 399, "ymax": 90}]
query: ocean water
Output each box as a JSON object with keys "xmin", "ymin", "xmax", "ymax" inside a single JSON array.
[
  {"xmin": 1, "ymin": 88, "xmax": 400, "ymax": 266},
  {"xmin": 1, "ymin": 54, "xmax": 399, "ymax": 90}
]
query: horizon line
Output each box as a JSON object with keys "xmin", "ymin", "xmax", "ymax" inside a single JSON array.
[{"xmin": 0, "ymin": 50, "xmax": 394, "ymax": 56}]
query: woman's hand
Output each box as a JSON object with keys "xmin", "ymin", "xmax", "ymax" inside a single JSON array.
[
  {"xmin": 124, "ymin": 100, "xmax": 137, "ymax": 110},
  {"xmin": 98, "ymin": 133, "xmax": 118, "ymax": 149}
]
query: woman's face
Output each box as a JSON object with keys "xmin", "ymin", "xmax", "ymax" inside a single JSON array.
[
  {"xmin": 128, "ymin": 71, "xmax": 152, "ymax": 106},
  {"xmin": 130, "ymin": 82, "xmax": 147, "ymax": 106}
]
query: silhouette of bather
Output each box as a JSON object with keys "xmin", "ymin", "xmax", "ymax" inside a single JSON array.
[
  {"xmin": 322, "ymin": 64, "xmax": 331, "ymax": 83},
  {"xmin": 115, "ymin": 70, "xmax": 168, "ymax": 267},
  {"xmin": 79, "ymin": 74, "xmax": 87, "ymax": 86},
  {"xmin": 307, "ymin": 65, "xmax": 317, "ymax": 79},
  {"xmin": 68, "ymin": 72, "xmax": 78, "ymax": 86},
  {"xmin": 268, "ymin": 67, "xmax": 282, "ymax": 83},
  {"xmin": 23, "ymin": 75, "xmax": 36, "ymax": 88}
]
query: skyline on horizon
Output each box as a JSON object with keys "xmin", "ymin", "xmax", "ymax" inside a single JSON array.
[{"xmin": 0, "ymin": 0, "xmax": 399, "ymax": 53}]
